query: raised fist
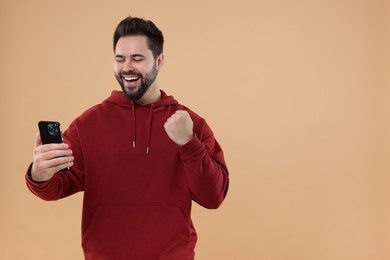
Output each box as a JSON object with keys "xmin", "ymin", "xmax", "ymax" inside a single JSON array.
[{"xmin": 164, "ymin": 110, "xmax": 193, "ymax": 146}]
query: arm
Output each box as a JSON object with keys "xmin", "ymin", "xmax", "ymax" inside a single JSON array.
[
  {"xmin": 164, "ymin": 110, "xmax": 229, "ymax": 209},
  {"xmin": 26, "ymin": 125, "xmax": 85, "ymax": 201}
]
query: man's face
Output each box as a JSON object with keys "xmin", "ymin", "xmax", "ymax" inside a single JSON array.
[{"xmin": 114, "ymin": 35, "xmax": 161, "ymax": 101}]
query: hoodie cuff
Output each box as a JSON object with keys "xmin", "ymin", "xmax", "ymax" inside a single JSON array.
[{"xmin": 177, "ymin": 135, "xmax": 204, "ymax": 159}]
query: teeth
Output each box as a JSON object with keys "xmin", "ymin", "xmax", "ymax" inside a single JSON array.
[{"xmin": 124, "ymin": 76, "xmax": 139, "ymax": 81}]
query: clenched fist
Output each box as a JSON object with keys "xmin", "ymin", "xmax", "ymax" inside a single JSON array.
[{"xmin": 164, "ymin": 110, "xmax": 193, "ymax": 146}]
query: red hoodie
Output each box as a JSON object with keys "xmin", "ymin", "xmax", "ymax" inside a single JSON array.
[{"xmin": 26, "ymin": 90, "xmax": 229, "ymax": 259}]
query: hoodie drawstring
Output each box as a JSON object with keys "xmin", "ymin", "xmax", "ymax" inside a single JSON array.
[
  {"xmin": 146, "ymin": 104, "xmax": 154, "ymax": 155},
  {"xmin": 105, "ymin": 90, "xmax": 177, "ymax": 155},
  {"xmin": 130, "ymin": 102, "xmax": 154, "ymax": 155},
  {"xmin": 131, "ymin": 101, "xmax": 136, "ymax": 148}
]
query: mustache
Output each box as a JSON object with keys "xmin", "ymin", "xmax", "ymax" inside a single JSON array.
[{"xmin": 121, "ymin": 70, "xmax": 142, "ymax": 77}]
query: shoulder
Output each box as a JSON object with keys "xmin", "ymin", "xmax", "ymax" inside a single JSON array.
[
  {"xmin": 75, "ymin": 103, "xmax": 104, "ymax": 121},
  {"xmin": 69, "ymin": 99, "xmax": 117, "ymax": 131}
]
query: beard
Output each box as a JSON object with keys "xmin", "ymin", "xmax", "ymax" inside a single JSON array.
[{"xmin": 115, "ymin": 64, "xmax": 158, "ymax": 101}]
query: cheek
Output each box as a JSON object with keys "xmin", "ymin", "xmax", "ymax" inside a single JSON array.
[
  {"xmin": 143, "ymin": 63, "xmax": 155, "ymax": 74},
  {"xmin": 114, "ymin": 64, "xmax": 122, "ymax": 75}
]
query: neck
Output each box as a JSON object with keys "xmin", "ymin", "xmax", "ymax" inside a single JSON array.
[{"xmin": 136, "ymin": 85, "xmax": 161, "ymax": 105}]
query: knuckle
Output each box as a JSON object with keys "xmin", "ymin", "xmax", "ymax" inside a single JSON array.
[{"xmin": 33, "ymin": 147, "xmax": 40, "ymax": 155}]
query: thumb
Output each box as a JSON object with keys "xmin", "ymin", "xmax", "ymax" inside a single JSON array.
[{"xmin": 35, "ymin": 132, "xmax": 42, "ymax": 148}]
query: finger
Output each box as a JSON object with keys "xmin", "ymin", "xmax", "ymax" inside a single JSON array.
[
  {"xmin": 37, "ymin": 143, "xmax": 70, "ymax": 153},
  {"xmin": 163, "ymin": 121, "xmax": 171, "ymax": 131},
  {"xmin": 175, "ymin": 110, "xmax": 188, "ymax": 116},
  {"xmin": 33, "ymin": 146, "xmax": 68, "ymax": 160},
  {"xmin": 167, "ymin": 113, "xmax": 178, "ymax": 120},
  {"xmin": 165, "ymin": 116, "xmax": 175, "ymax": 123},
  {"xmin": 39, "ymin": 149, "xmax": 73, "ymax": 161},
  {"xmin": 41, "ymin": 160, "xmax": 74, "ymax": 178},
  {"xmin": 166, "ymin": 113, "xmax": 179, "ymax": 123},
  {"xmin": 51, "ymin": 161, "xmax": 74, "ymax": 172},
  {"xmin": 52, "ymin": 161, "xmax": 74, "ymax": 172},
  {"xmin": 173, "ymin": 110, "xmax": 184, "ymax": 117},
  {"xmin": 170, "ymin": 113, "xmax": 184, "ymax": 120},
  {"xmin": 40, "ymin": 155, "xmax": 74, "ymax": 169},
  {"xmin": 175, "ymin": 110, "xmax": 190, "ymax": 120}
]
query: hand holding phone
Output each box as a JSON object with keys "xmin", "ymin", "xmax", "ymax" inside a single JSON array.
[{"xmin": 31, "ymin": 121, "xmax": 73, "ymax": 182}]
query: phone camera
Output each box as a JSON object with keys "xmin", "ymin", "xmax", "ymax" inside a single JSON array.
[{"xmin": 47, "ymin": 123, "xmax": 60, "ymax": 136}]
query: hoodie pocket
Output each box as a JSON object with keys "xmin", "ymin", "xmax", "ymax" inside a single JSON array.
[{"xmin": 82, "ymin": 205, "xmax": 190, "ymax": 259}]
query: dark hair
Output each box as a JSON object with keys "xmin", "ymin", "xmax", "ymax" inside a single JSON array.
[{"xmin": 113, "ymin": 16, "xmax": 164, "ymax": 59}]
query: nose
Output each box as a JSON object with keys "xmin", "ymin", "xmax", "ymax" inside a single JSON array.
[{"xmin": 122, "ymin": 59, "xmax": 134, "ymax": 72}]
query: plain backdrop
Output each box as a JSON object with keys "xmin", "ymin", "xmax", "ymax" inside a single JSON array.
[{"xmin": 1, "ymin": 0, "xmax": 389, "ymax": 259}]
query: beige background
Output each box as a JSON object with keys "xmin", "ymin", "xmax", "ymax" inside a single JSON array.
[{"xmin": 1, "ymin": 0, "xmax": 389, "ymax": 259}]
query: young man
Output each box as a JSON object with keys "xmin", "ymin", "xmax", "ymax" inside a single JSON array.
[{"xmin": 26, "ymin": 16, "xmax": 229, "ymax": 259}]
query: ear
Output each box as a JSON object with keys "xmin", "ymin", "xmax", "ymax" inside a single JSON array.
[{"xmin": 156, "ymin": 54, "xmax": 164, "ymax": 71}]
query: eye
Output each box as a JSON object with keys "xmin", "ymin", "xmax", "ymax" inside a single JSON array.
[
  {"xmin": 133, "ymin": 57, "xmax": 144, "ymax": 62},
  {"xmin": 115, "ymin": 57, "xmax": 125, "ymax": 63}
]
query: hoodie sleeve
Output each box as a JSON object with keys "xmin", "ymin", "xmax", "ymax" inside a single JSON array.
[
  {"xmin": 25, "ymin": 123, "xmax": 85, "ymax": 201},
  {"xmin": 177, "ymin": 121, "xmax": 229, "ymax": 209}
]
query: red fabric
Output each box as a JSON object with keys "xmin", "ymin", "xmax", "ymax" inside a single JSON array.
[{"xmin": 26, "ymin": 90, "xmax": 229, "ymax": 259}]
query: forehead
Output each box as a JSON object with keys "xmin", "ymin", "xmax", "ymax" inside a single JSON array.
[{"xmin": 115, "ymin": 35, "xmax": 151, "ymax": 55}]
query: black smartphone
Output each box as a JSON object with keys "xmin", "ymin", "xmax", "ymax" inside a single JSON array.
[{"xmin": 38, "ymin": 121, "xmax": 69, "ymax": 171}]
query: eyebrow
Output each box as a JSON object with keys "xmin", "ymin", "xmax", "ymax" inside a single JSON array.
[
  {"xmin": 115, "ymin": 54, "xmax": 146, "ymax": 59},
  {"xmin": 131, "ymin": 54, "xmax": 145, "ymax": 58}
]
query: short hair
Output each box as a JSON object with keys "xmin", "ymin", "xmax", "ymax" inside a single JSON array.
[{"xmin": 113, "ymin": 16, "xmax": 164, "ymax": 59}]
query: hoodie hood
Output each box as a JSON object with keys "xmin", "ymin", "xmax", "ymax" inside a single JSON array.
[
  {"xmin": 104, "ymin": 90, "xmax": 178, "ymax": 109},
  {"xmin": 103, "ymin": 90, "xmax": 178, "ymax": 155}
]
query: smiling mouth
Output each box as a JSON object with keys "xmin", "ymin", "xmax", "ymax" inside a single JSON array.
[{"xmin": 123, "ymin": 76, "xmax": 140, "ymax": 82}]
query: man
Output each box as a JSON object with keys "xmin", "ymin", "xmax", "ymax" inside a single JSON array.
[{"xmin": 26, "ymin": 16, "xmax": 229, "ymax": 259}]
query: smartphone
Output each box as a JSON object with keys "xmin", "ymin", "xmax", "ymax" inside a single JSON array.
[{"xmin": 38, "ymin": 121, "xmax": 69, "ymax": 171}]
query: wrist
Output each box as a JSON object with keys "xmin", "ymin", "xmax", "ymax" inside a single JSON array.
[
  {"xmin": 29, "ymin": 170, "xmax": 46, "ymax": 183},
  {"xmin": 177, "ymin": 134, "xmax": 194, "ymax": 146}
]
